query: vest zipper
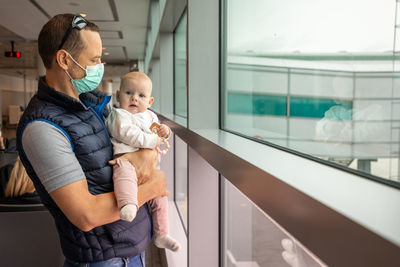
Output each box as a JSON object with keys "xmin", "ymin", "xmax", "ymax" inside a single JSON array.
[{"xmin": 88, "ymin": 107, "xmax": 112, "ymax": 146}]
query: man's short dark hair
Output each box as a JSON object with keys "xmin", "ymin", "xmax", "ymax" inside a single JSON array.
[{"xmin": 38, "ymin": 14, "xmax": 99, "ymax": 69}]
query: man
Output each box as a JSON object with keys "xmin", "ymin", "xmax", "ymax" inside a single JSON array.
[{"xmin": 16, "ymin": 14, "xmax": 167, "ymax": 267}]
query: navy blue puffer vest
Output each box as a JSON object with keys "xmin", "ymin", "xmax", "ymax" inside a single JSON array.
[{"xmin": 17, "ymin": 77, "xmax": 152, "ymax": 263}]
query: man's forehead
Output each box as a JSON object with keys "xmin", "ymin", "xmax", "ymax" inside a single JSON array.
[{"xmin": 80, "ymin": 30, "xmax": 102, "ymax": 54}]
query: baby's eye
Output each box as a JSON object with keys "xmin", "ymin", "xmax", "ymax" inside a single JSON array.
[
  {"xmin": 125, "ymin": 91, "xmax": 133, "ymax": 95},
  {"xmin": 139, "ymin": 94, "xmax": 145, "ymax": 98}
]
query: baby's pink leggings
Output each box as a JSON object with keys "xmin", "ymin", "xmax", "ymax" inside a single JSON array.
[{"xmin": 112, "ymin": 158, "xmax": 168, "ymax": 236}]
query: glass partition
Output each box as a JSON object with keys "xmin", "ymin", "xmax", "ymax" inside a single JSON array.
[
  {"xmin": 174, "ymin": 135, "xmax": 188, "ymax": 232},
  {"xmin": 221, "ymin": 0, "xmax": 400, "ymax": 185},
  {"xmin": 222, "ymin": 178, "xmax": 325, "ymax": 267},
  {"xmin": 174, "ymin": 11, "xmax": 188, "ymax": 119}
]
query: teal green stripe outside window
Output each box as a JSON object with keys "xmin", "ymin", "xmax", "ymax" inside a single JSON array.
[
  {"xmin": 227, "ymin": 92, "xmax": 287, "ymax": 116},
  {"xmin": 227, "ymin": 92, "xmax": 352, "ymax": 119},
  {"xmin": 290, "ymin": 97, "xmax": 352, "ymax": 119}
]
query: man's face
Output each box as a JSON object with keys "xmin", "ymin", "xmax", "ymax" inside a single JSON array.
[
  {"xmin": 68, "ymin": 29, "xmax": 102, "ymax": 79},
  {"xmin": 118, "ymin": 78, "xmax": 154, "ymax": 114}
]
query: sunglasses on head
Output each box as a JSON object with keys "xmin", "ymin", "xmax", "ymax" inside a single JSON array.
[{"xmin": 58, "ymin": 14, "xmax": 88, "ymax": 50}]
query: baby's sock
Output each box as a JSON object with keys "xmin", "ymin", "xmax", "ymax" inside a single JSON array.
[
  {"xmin": 120, "ymin": 204, "xmax": 138, "ymax": 222},
  {"xmin": 281, "ymin": 239, "xmax": 305, "ymax": 267},
  {"xmin": 154, "ymin": 235, "xmax": 181, "ymax": 252}
]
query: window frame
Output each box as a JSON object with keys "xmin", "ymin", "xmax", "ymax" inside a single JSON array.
[{"xmin": 173, "ymin": 8, "xmax": 188, "ymax": 120}]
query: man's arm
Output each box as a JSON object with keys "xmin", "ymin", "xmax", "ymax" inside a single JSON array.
[
  {"xmin": 23, "ymin": 121, "xmax": 167, "ymax": 232},
  {"xmin": 50, "ymin": 179, "xmax": 119, "ymax": 231},
  {"xmin": 50, "ymin": 167, "xmax": 167, "ymax": 232}
]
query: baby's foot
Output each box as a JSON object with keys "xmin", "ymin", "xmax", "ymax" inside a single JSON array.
[
  {"xmin": 154, "ymin": 235, "xmax": 181, "ymax": 252},
  {"xmin": 120, "ymin": 204, "xmax": 137, "ymax": 222},
  {"xmin": 281, "ymin": 239, "xmax": 305, "ymax": 267}
]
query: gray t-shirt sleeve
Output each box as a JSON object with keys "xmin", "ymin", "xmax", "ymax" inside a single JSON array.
[{"xmin": 22, "ymin": 121, "xmax": 86, "ymax": 193}]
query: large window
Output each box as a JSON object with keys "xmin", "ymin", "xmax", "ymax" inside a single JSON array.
[
  {"xmin": 222, "ymin": 179, "xmax": 324, "ymax": 267},
  {"xmin": 174, "ymin": 11, "xmax": 187, "ymax": 119},
  {"xmin": 221, "ymin": 0, "xmax": 400, "ymax": 185}
]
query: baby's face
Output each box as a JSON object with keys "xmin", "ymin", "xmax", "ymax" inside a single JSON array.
[{"xmin": 118, "ymin": 78, "xmax": 153, "ymax": 114}]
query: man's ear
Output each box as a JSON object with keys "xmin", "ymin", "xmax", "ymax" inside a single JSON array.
[
  {"xmin": 148, "ymin": 97, "xmax": 154, "ymax": 107},
  {"xmin": 116, "ymin": 90, "xmax": 120, "ymax": 102},
  {"xmin": 56, "ymin": 49, "xmax": 69, "ymax": 70}
]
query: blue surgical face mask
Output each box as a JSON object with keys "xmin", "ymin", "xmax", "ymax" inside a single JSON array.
[{"xmin": 65, "ymin": 52, "xmax": 104, "ymax": 94}]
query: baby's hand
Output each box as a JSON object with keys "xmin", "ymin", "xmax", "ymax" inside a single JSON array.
[{"xmin": 157, "ymin": 124, "xmax": 171, "ymax": 138}]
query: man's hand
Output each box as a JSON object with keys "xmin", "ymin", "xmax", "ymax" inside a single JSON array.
[
  {"xmin": 137, "ymin": 169, "xmax": 169, "ymax": 207},
  {"xmin": 109, "ymin": 149, "xmax": 158, "ymax": 184},
  {"xmin": 109, "ymin": 149, "xmax": 169, "ymax": 207}
]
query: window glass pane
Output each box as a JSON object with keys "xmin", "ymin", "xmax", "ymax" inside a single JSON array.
[
  {"xmin": 174, "ymin": 135, "xmax": 187, "ymax": 232},
  {"xmin": 222, "ymin": 178, "xmax": 324, "ymax": 267},
  {"xmin": 174, "ymin": 12, "xmax": 187, "ymax": 119},
  {"xmin": 221, "ymin": 0, "xmax": 400, "ymax": 184}
]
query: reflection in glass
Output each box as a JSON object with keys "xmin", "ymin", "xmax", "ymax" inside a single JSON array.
[
  {"xmin": 174, "ymin": 12, "xmax": 187, "ymax": 119},
  {"xmin": 222, "ymin": 179, "xmax": 325, "ymax": 267},
  {"xmin": 221, "ymin": 0, "xmax": 400, "ymax": 183},
  {"xmin": 174, "ymin": 135, "xmax": 187, "ymax": 231}
]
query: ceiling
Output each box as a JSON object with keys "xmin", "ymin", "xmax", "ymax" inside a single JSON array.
[{"xmin": 0, "ymin": 0, "xmax": 150, "ymax": 71}]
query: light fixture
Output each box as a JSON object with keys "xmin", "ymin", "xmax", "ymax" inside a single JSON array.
[
  {"xmin": 80, "ymin": 13, "xmax": 87, "ymax": 17},
  {"xmin": 102, "ymin": 47, "xmax": 107, "ymax": 50},
  {"xmin": 104, "ymin": 52, "xmax": 110, "ymax": 55}
]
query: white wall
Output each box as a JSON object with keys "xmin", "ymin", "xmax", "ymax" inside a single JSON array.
[
  {"xmin": 0, "ymin": 73, "xmax": 37, "ymax": 116},
  {"xmin": 148, "ymin": 60, "xmax": 161, "ymax": 112}
]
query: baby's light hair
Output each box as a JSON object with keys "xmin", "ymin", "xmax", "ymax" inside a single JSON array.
[{"xmin": 120, "ymin": 71, "xmax": 152, "ymax": 92}]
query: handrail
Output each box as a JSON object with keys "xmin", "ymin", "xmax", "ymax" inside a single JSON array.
[
  {"xmin": 0, "ymin": 203, "xmax": 46, "ymax": 212},
  {"xmin": 158, "ymin": 113, "xmax": 400, "ymax": 267}
]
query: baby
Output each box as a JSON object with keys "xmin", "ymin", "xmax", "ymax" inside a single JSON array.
[{"xmin": 105, "ymin": 71, "xmax": 180, "ymax": 252}]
